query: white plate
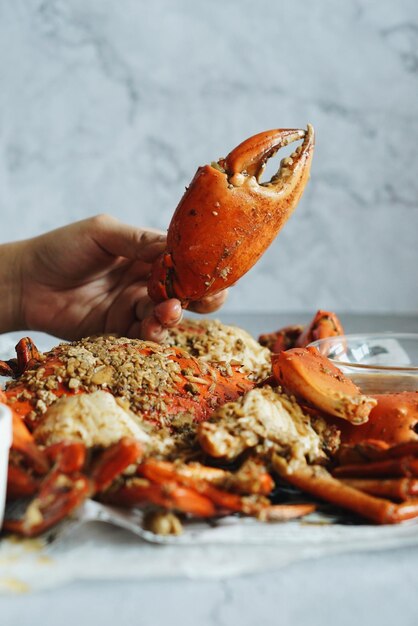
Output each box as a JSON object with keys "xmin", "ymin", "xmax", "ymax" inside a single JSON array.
[{"xmin": 0, "ymin": 403, "xmax": 12, "ymax": 529}]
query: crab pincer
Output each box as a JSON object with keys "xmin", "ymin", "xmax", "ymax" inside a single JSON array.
[{"xmin": 148, "ymin": 125, "xmax": 315, "ymax": 305}]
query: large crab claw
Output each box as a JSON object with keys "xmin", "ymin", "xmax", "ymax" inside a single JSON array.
[{"xmin": 148, "ymin": 125, "xmax": 315, "ymax": 304}]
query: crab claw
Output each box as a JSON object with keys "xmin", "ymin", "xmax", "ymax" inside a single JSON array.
[
  {"xmin": 0, "ymin": 337, "xmax": 42, "ymax": 379},
  {"xmin": 272, "ymin": 347, "xmax": 377, "ymax": 425},
  {"xmin": 148, "ymin": 125, "xmax": 315, "ymax": 304}
]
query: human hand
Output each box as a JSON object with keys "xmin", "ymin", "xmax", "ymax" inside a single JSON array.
[{"xmin": 2, "ymin": 215, "xmax": 227, "ymax": 341}]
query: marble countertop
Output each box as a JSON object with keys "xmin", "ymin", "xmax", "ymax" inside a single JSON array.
[
  {"xmin": 1, "ymin": 0, "xmax": 417, "ymax": 316},
  {"xmin": 2, "ymin": 312, "xmax": 418, "ymax": 626},
  {"xmin": 4, "ymin": 547, "xmax": 418, "ymax": 626}
]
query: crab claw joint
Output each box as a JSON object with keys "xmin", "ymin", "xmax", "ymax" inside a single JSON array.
[{"xmin": 148, "ymin": 125, "xmax": 315, "ymax": 304}]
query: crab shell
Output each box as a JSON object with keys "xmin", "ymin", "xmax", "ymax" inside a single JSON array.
[
  {"xmin": 338, "ymin": 392, "xmax": 418, "ymax": 447},
  {"xmin": 4, "ymin": 337, "xmax": 255, "ymax": 431}
]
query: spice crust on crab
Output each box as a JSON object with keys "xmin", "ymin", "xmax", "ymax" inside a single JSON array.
[
  {"xmin": 197, "ymin": 386, "xmax": 340, "ymax": 469},
  {"xmin": 164, "ymin": 318, "xmax": 271, "ymax": 382},
  {"xmin": 5, "ymin": 335, "xmax": 254, "ymax": 430}
]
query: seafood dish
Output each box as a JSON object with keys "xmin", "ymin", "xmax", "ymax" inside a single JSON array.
[{"xmin": 2, "ymin": 126, "xmax": 418, "ymax": 538}]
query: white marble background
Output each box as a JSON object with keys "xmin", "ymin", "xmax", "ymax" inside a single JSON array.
[{"xmin": 0, "ymin": 0, "xmax": 417, "ymax": 314}]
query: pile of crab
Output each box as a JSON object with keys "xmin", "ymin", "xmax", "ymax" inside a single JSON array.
[
  {"xmin": 2, "ymin": 310, "xmax": 418, "ymax": 538},
  {"xmin": 2, "ymin": 125, "xmax": 418, "ymax": 537}
]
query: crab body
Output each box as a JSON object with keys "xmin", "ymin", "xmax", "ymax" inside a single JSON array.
[{"xmin": 5, "ymin": 336, "xmax": 254, "ymax": 430}]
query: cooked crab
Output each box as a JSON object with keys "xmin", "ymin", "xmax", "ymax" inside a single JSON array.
[
  {"xmin": 2, "ymin": 329, "xmax": 313, "ymax": 536},
  {"xmin": 165, "ymin": 318, "xmax": 271, "ymax": 381}
]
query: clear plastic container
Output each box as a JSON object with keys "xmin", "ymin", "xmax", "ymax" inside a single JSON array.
[{"xmin": 308, "ymin": 333, "xmax": 418, "ymax": 394}]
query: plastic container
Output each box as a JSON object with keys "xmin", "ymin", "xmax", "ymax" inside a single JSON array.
[{"xmin": 308, "ymin": 333, "xmax": 418, "ymax": 394}]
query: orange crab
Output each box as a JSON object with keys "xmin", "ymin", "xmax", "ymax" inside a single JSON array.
[
  {"xmin": 269, "ymin": 347, "xmax": 418, "ymax": 524},
  {"xmin": 259, "ymin": 310, "xmax": 344, "ymax": 354},
  {"xmin": 3, "ymin": 316, "xmax": 418, "ymax": 534},
  {"xmin": 1, "ymin": 334, "xmax": 315, "ymax": 537},
  {"xmin": 4, "ymin": 336, "xmax": 254, "ymax": 428}
]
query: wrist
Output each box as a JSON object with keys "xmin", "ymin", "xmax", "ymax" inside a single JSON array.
[{"xmin": 0, "ymin": 240, "xmax": 26, "ymax": 333}]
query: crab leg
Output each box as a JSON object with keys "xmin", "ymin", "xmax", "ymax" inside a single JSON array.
[
  {"xmin": 138, "ymin": 458, "xmax": 274, "ymax": 495},
  {"xmin": 46, "ymin": 441, "xmax": 86, "ymax": 474},
  {"xmin": 11, "ymin": 413, "xmax": 50, "ymax": 475},
  {"xmin": 0, "ymin": 360, "xmax": 15, "ymax": 377},
  {"xmin": 136, "ymin": 459, "xmax": 314, "ymax": 521},
  {"xmin": 107, "ymin": 477, "xmax": 217, "ymax": 518},
  {"xmin": 333, "ymin": 457, "xmax": 418, "ymax": 478},
  {"xmin": 6, "ymin": 465, "xmax": 40, "ymax": 499},
  {"xmin": 137, "ymin": 459, "xmax": 261, "ymax": 513},
  {"xmin": 341, "ymin": 478, "xmax": 418, "ymax": 501},
  {"xmin": 4, "ymin": 439, "xmax": 145, "ymax": 536},
  {"xmin": 336, "ymin": 441, "xmax": 390, "ymax": 465},
  {"xmin": 6, "ymin": 396, "xmax": 49, "ymax": 499},
  {"xmin": 278, "ymin": 464, "xmax": 418, "ymax": 524},
  {"xmin": 259, "ymin": 310, "xmax": 344, "ymax": 355},
  {"xmin": 295, "ymin": 310, "xmax": 344, "ymax": 348},
  {"xmin": 7, "ymin": 442, "xmax": 85, "ymax": 503},
  {"xmin": 4, "ymin": 441, "xmax": 90, "ymax": 536},
  {"xmin": 3, "ymin": 471, "xmax": 92, "ymax": 537},
  {"xmin": 259, "ymin": 324, "xmax": 304, "ymax": 354},
  {"xmin": 383, "ymin": 442, "xmax": 418, "ymax": 459},
  {"xmin": 109, "ymin": 459, "xmax": 313, "ymax": 522},
  {"xmin": 91, "ymin": 438, "xmax": 143, "ymax": 492},
  {"xmin": 337, "ymin": 441, "xmax": 418, "ymax": 466}
]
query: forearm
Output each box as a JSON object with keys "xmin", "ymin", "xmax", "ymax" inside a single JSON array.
[{"xmin": 0, "ymin": 241, "xmax": 25, "ymax": 333}]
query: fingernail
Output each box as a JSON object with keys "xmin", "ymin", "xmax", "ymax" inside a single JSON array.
[
  {"xmin": 164, "ymin": 310, "xmax": 183, "ymax": 328},
  {"xmin": 167, "ymin": 301, "xmax": 183, "ymax": 322}
]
